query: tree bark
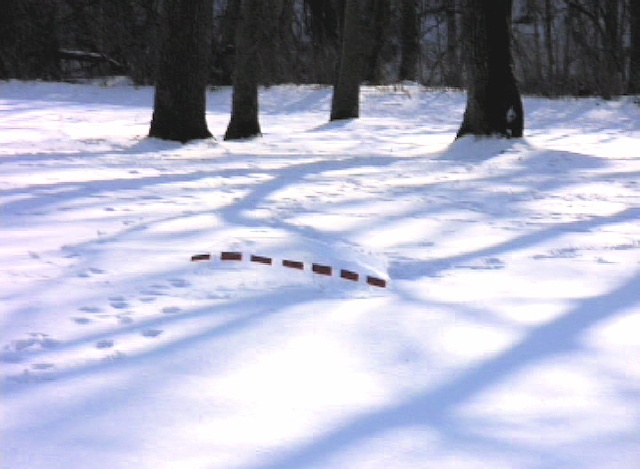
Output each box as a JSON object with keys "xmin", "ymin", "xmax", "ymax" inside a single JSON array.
[
  {"xmin": 445, "ymin": 1, "xmax": 462, "ymax": 87},
  {"xmin": 600, "ymin": 0, "xmax": 622, "ymax": 99},
  {"xmin": 149, "ymin": 0, "xmax": 213, "ymax": 143},
  {"xmin": 628, "ymin": 0, "xmax": 640, "ymax": 93},
  {"xmin": 457, "ymin": 0, "xmax": 524, "ymax": 139},
  {"xmin": 543, "ymin": 0, "xmax": 554, "ymax": 92},
  {"xmin": 330, "ymin": 0, "xmax": 364, "ymax": 121},
  {"xmin": 224, "ymin": 0, "xmax": 262, "ymax": 140},
  {"xmin": 399, "ymin": 0, "xmax": 419, "ymax": 82},
  {"xmin": 363, "ymin": 0, "xmax": 392, "ymax": 84},
  {"xmin": 306, "ymin": 0, "xmax": 342, "ymax": 83}
]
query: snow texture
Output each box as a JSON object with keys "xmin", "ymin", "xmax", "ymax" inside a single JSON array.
[{"xmin": 1, "ymin": 81, "xmax": 640, "ymax": 468}]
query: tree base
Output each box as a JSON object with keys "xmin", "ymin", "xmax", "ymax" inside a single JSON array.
[
  {"xmin": 223, "ymin": 118, "xmax": 261, "ymax": 141},
  {"xmin": 148, "ymin": 126, "xmax": 213, "ymax": 144}
]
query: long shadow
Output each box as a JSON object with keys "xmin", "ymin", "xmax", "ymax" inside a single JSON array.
[
  {"xmin": 2, "ymin": 284, "xmax": 323, "ymax": 399},
  {"xmin": 217, "ymin": 154, "xmax": 400, "ymax": 229},
  {"xmin": 389, "ymin": 206, "xmax": 640, "ymax": 280},
  {"xmin": 244, "ymin": 269, "xmax": 640, "ymax": 469}
]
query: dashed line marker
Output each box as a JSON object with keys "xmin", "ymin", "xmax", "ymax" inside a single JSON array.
[{"xmin": 191, "ymin": 252, "xmax": 387, "ymax": 288}]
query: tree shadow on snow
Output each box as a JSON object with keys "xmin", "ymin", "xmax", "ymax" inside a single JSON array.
[{"xmin": 242, "ymin": 269, "xmax": 640, "ymax": 469}]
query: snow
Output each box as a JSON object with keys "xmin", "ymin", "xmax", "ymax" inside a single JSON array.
[{"xmin": 1, "ymin": 81, "xmax": 640, "ymax": 468}]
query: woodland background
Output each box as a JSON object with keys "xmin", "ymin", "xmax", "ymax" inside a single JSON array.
[{"xmin": 1, "ymin": 0, "xmax": 639, "ymax": 99}]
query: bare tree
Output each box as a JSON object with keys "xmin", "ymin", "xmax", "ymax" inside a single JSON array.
[
  {"xmin": 362, "ymin": 0, "xmax": 393, "ymax": 84},
  {"xmin": 629, "ymin": 0, "xmax": 640, "ymax": 93},
  {"xmin": 330, "ymin": 0, "xmax": 365, "ymax": 121},
  {"xmin": 445, "ymin": 0, "xmax": 462, "ymax": 87},
  {"xmin": 399, "ymin": 0, "xmax": 419, "ymax": 82},
  {"xmin": 305, "ymin": 0, "xmax": 342, "ymax": 83},
  {"xmin": 457, "ymin": 0, "xmax": 523, "ymax": 138},
  {"xmin": 149, "ymin": 0, "xmax": 213, "ymax": 143},
  {"xmin": 0, "ymin": 0, "xmax": 60, "ymax": 80},
  {"xmin": 224, "ymin": 0, "xmax": 262, "ymax": 140}
]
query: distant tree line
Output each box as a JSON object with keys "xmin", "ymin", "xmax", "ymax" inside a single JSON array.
[{"xmin": 1, "ymin": 0, "xmax": 638, "ymax": 98}]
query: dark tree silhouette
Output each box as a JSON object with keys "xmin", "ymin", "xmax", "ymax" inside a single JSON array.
[
  {"xmin": 149, "ymin": 0, "xmax": 213, "ymax": 143},
  {"xmin": 330, "ymin": 0, "xmax": 364, "ymax": 121},
  {"xmin": 457, "ymin": 0, "xmax": 524, "ymax": 139},
  {"xmin": 224, "ymin": 0, "xmax": 262, "ymax": 140},
  {"xmin": 630, "ymin": 0, "xmax": 640, "ymax": 94},
  {"xmin": 399, "ymin": 0, "xmax": 419, "ymax": 82}
]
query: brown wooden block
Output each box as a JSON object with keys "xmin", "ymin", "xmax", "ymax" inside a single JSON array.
[
  {"xmin": 250, "ymin": 255, "xmax": 272, "ymax": 265},
  {"xmin": 340, "ymin": 269, "xmax": 359, "ymax": 281},
  {"xmin": 312, "ymin": 264, "xmax": 332, "ymax": 276},
  {"xmin": 221, "ymin": 251, "xmax": 242, "ymax": 261},
  {"xmin": 191, "ymin": 253, "xmax": 211, "ymax": 262},
  {"xmin": 282, "ymin": 259, "xmax": 304, "ymax": 270},
  {"xmin": 366, "ymin": 276, "xmax": 387, "ymax": 288}
]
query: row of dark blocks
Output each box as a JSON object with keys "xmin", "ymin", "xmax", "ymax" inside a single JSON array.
[{"xmin": 191, "ymin": 251, "xmax": 387, "ymax": 288}]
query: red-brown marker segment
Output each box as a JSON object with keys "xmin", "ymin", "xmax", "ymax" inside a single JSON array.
[
  {"xmin": 191, "ymin": 253, "xmax": 211, "ymax": 261},
  {"xmin": 312, "ymin": 264, "xmax": 332, "ymax": 276},
  {"xmin": 282, "ymin": 259, "xmax": 304, "ymax": 270},
  {"xmin": 340, "ymin": 269, "xmax": 359, "ymax": 281},
  {"xmin": 251, "ymin": 255, "xmax": 272, "ymax": 265},
  {"xmin": 221, "ymin": 251, "xmax": 242, "ymax": 261},
  {"xmin": 366, "ymin": 276, "xmax": 387, "ymax": 288}
]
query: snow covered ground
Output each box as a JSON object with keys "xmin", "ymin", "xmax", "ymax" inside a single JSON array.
[{"xmin": 1, "ymin": 81, "xmax": 640, "ymax": 469}]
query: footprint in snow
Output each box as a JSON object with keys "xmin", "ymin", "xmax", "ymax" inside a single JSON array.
[
  {"xmin": 78, "ymin": 267, "xmax": 106, "ymax": 277},
  {"xmin": 169, "ymin": 278, "xmax": 190, "ymax": 288},
  {"xmin": 139, "ymin": 284, "xmax": 170, "ymax": 297},
  {"xmin": 117, "ymin": 314, "xmax": 134, "ymax": 325},
  {"xmin": 96, "ymin": 339, "xmax": 114, "ymax": 349},
  {"xmin": 72, "ymin": 317, "xmax": 92, "ymax": 325},
  {"xmin": 141, "ymin": 329, "xmax": 163, "ymax": 338},
  {"xmin": 32, "ymin": 363, "xmax": 55, "ymax": 370},
  {"xmin": 161, "ymin": 306, "xmax": 181, "ymax": 315},
  {"xmin": 457, "ymin": 257, "xmax": 505, "ymax": 270},
  {"xmin": 79, "ymin": 306, "xmax": 102, "ymax": 314},
  {"xmin": 1, "ymin": 334, "xmax": 61, "ymax": 363},
  {"xmin": 109, "ymin": 296, "xmax": 128, "ymax": 310}
]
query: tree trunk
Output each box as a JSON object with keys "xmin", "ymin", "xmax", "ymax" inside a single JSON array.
[
  {"xmin": 149, "ymin": 0, "xmax": 213, "ymax": 143},
  {"xmin": 330, "ymin": 0, "xmax": 364, "ymax": 121},
  {"xmin": 306, "ymin": 0, "xmax": 342, "ymax": 83},
  {"xmin": 363, "ymin": 0, "xmax": 392, "ymax": 84},
  {"xmin": 543, "ymin": 0, "xmax": 554, "ymax": 93},
  {"xmin": 457, "ymin": 0, "xmax": 524, "ymax": 139},
  {"xmin": 600, "ymin": 0, "xmax": 622, "ymax": 99},
  {"xmin": 224, "ymin": 0, "xmax": 262, "ymax": 140},
  {"xmin": 399, "ymin": 0, "xmax": 419, "ymax": 82},
  {"xmin": 628, "ymin": 0, "xmax": 640, "ymax": 93},
  {"xmin": 445, "ymin": 1, "xmax": 462, "ymax": 87},
  {"xmin": 214, "ymin": 0, "xmax": 242, "ymax": 85}
]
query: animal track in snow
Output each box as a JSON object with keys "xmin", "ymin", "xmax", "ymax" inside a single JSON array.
[
  {"xmin": 168, "ymin": 278, "xmax": 190, "ymax": 288},
  {"xmin": 32, "ymin": 363, "xmax": 55, "ymax": 370},
  {"xmin": 109, "ymin": 296, "xmax": 129, "ymax": 310},
  {"xmin": 1, "ymin": 333, "xmax": 61, "ymax": 363},
  {"xmin": 77, "ymin": 267, "xmax": 106, "ymax": 278},
  {"xmin": 117, "ymin": 315, "xmax": 134, "ymax": 325},
  {"xmin": 96, "ymin": 339, "xmax": 114, "ymax": 349},
  {"xmin": 162, "ymin": 306, "xmax": 182, "ymax": 315},
  {"xmin": 72, "ymin": 317, "xmax": 92, "ymax": 325},
  {"xmin": 455, "ymin": 257, "xmax": 505, "ymax": 270}
]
